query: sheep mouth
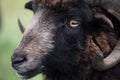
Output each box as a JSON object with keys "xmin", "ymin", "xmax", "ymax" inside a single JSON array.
[
  {"xmin": 16, "ymin": 70, "xmax": 38, "ymax": 79},
  {"xmin": 16, "ymin": 65, "xmax": 46, "ymax": 79}
]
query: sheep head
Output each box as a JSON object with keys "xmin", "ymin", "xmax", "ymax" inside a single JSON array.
[{"xmin": 11, "ymin": 0, "xmax": 120, "ymax": 79}]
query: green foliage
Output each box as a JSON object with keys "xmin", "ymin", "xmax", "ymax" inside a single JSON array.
[{"xmin": 0, "ymin": 0, "xmax": 43, "ymax": 80}]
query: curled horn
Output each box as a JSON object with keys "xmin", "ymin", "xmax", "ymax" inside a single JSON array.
[
  {"xmin": 92, "ymin": 40, "xmax": 120, "ymax": 71},
  {"xmin": 18, "ymin": 19, "xmax": 25, "ymax": 33},
  {"xmin": 85, "ymin": 0, "xmax": 120, "ymax": 71},
  {"xmin": 85, "ymin": 0, "xmax": 120, "ymax": 20}
]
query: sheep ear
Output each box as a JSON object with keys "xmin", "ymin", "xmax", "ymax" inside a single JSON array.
[
  {"xmin": 94, "ymin": 13, "xmax": 114, "ymax": 31},
  {"xmin": 25, "ymin": 1, "xmax": 33, "ymax": 11}
]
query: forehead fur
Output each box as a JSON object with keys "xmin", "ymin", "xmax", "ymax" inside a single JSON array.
[{"xmin": 34, "ymin": 0, "xmax": 84, "ymax": 8}]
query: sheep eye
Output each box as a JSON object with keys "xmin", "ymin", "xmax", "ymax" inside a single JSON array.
[{"xmin": 69, "ymin": 20, "xmax": 80, "ymax": 28}]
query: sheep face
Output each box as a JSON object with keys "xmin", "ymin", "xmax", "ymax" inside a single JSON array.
[{"xmin": 11, "ymin": 2, "xmax": 93, "ymax": 79}]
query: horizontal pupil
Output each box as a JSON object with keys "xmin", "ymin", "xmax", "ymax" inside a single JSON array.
[{"xmin": 72, "ymin": 22, "xmax": 78, "ymax": 25}]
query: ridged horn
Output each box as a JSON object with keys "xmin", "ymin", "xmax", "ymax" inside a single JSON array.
[
  {"xmin": 85, "ymin": 0, "xmax": 120, "ymax": 71},
  {"xmin": 92, "ymin": 40, "xmax": 120, "ymax": 71},
  {"xmin": 18, "ymin": 19, "xmax": 25, "ymax": 33},
  {"xmin": 85, "ymin": 0, "xmax": 120, "ymax": 21}
]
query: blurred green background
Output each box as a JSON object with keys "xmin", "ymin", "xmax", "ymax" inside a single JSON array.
[{"xmin": 0, "ymin": 0, "xmax": 43, "ymax": 80}]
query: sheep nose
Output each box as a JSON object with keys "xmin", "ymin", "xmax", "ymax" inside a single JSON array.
[{"xmin": 11, "ymin": 54, "xmax": 27, "ymax": 70}]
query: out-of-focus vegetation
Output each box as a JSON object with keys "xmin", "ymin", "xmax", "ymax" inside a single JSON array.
[{"xmin": 0, "ymin": 0, "xmax": 43, "ymax": 80}]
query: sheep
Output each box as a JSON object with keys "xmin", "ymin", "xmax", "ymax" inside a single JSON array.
[{"xmin": 11, "ymin": 0, "xmax": 120, "ymax": 80}]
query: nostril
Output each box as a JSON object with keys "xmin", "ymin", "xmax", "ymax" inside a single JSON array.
[
  {"xmin": 13, "ymin": 56, "xmax": 26, "ymax": 64},
  {"xmin": 12, "ymin": 54, "xmax": 27, "ymax": 68}
]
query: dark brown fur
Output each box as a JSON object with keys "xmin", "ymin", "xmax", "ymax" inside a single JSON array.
[{"xmin": 33, "ymin": 0, "xmax": 85, "ymax": 9}]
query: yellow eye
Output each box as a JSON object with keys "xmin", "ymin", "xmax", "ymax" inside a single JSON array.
[{"xmin": 69, "ymin": 20, "xmax": 80, "ymax": 28}]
